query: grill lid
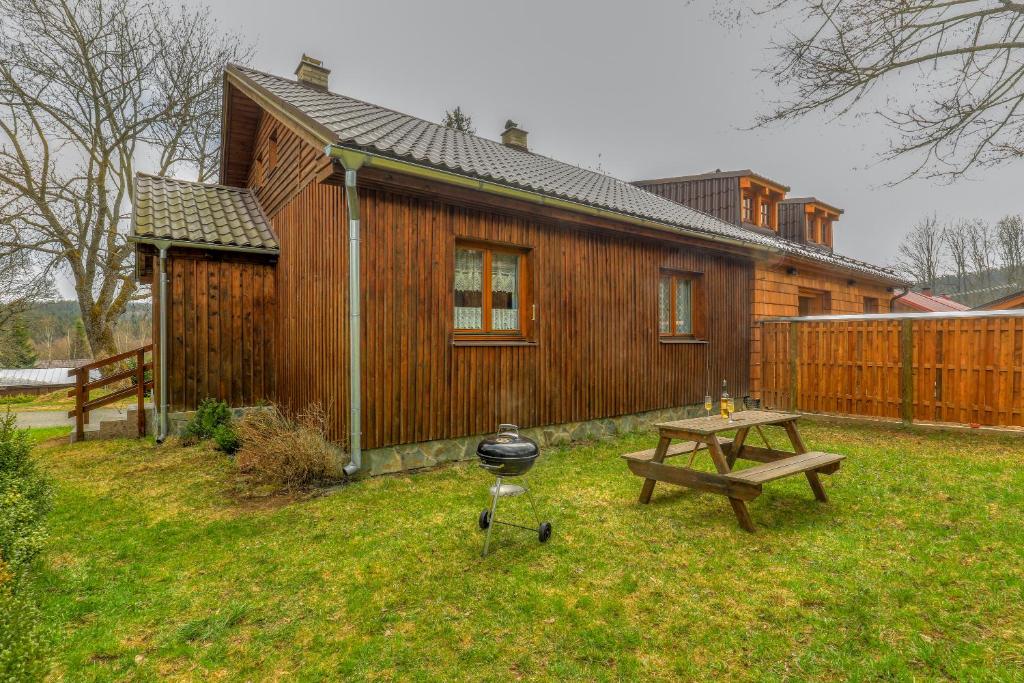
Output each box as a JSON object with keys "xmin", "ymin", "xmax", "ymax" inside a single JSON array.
[{"xmin": 476, "ymin": 424, "xmax": 538, "ymax": 460}]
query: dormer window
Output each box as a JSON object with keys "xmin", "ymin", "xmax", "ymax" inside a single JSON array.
[{"xmin": 739, "ymin": 175, "xmax": 785, "ymax": 230}]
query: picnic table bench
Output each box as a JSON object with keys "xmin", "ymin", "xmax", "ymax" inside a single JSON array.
[{"xmin": 622, "ymin": 410, "xmax": 844, "ymax": 532}]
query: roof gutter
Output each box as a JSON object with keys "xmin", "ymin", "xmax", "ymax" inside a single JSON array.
[
  {"xmin": 324, "ymin": 144, "xmax": 776, "ymax": 257},
  {"xmin": 324, "ymin": 145, "xmax": 903, "ymax": 286},
  {"xmin": 128, "ymin": 235, "xmax": 279, "ymax": 256}
]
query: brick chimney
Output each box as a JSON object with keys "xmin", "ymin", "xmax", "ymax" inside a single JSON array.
[
  {"xmin": 294, "ymin": 54, "xmax": 330, "ymax": 90},
  {"xmin": 501, "ymin": 120, "xmax": 528, "ymax": 152}
]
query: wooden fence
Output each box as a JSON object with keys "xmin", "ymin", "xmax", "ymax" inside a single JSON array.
[{"xmin": 760, "ymin": 312, "xmax": 1024, "ymax": 428}]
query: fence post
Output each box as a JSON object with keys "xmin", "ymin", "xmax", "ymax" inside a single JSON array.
[
  {"xmin": 789, "ymin": 322, "xmax": 799, "ymax": 412},
  {"xmin": 136, "ymin": 348, "xmax": 146, "ymax": 437},
  {"xmin": 74, "ymin": 369, "xmax": 85, "ymax": 441},
  {"xmin": 900, "ymin": 319, "xmax": 914, "ymax": 425}
]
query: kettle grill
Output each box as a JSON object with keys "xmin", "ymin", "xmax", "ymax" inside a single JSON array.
[{"xmin": 476, "ymin": 424, "xmax": 552, "ymax": 557}]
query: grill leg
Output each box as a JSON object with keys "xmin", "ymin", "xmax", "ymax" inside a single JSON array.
[
  {"xmin": 482, "ymin": 476, "xmax": 502, "ymax": 557},
  {"xmin": 522, "ymin": 476, "xmax": 542, "ymax": 527}
]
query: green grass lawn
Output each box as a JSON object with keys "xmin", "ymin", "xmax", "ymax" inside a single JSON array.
[{"xmin": 29, "ymin": 420, "xmax": 1024, "ymax": 681}]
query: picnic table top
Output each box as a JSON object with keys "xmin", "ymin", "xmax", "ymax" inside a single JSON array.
[{"xmin": 655, "ymin": 410, "xmax": 798, "ymax": 435}]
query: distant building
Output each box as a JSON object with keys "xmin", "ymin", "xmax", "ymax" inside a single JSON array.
[
  {"xmin": 892, "ymin": 289, "xmax": 971, "ymax": 313},
  {"xmin": 975, "ymin": 289, "xmax": 1024, "ymax": 311},
  {"xmin": 0, "ymin": 367, "xmax": 95, "ymax": 397}
]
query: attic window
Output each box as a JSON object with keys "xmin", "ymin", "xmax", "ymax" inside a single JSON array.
[
  {"xmin": 253, "ymin": 153, "xmax": 265, "ymax": 187},
  {"xmin": 741, "ymin": 194, "xmax": 753, "ymax": 223},
  {"xmin": 760, "ymin": 201, "xmax": 771, "ymax": 229},
  {"xmin": 268, "ymin": 130, "xmax": 279, "ymax": 171}
]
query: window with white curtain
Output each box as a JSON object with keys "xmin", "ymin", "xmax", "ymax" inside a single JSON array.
[
  {"xmin": 454, "ymin": 243, "xmax": 526, "ymax": 336},
  {"xmin": 659, "ymin": 271, "xmax": 702, "ymax": 338}
]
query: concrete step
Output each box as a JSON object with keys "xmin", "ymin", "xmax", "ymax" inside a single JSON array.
[{"xmin": 69, "ymin": 406, "xmax": 154, "ymax": 443}]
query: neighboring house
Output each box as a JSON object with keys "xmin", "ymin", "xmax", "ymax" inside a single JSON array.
[
  {"xmin": 893, "ymin": 289, "xmax": 971, "ymax": 313},
  {"xmin": 975, "ymin": 289, "xmax": 1024, "ymax": 310},
  {"xmin": 130, "ymin": 56, "xmax": 903, "ymax": 475},
  {"xmin": 0, "ymin": 367, "xmax": 94, "ymax": 397},
  {"xmin": 633, "ymin": 170, "xmax": 904, "ymax": 397}
]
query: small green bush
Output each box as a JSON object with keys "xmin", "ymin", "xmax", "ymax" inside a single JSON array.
[
  {"xmin": 0, "ymin": 411, "xmax": 52, "ymax": 680},
  {"xmin": 0, "ymin": 395, "xmax": 34, "ymax": 406},
  {"xmin": 0, "ymin": 412, "xmax": 51, "ymax": 579},
  {"xmin": 212, "ymin": 423, "xmax": 241, "ymax": 455},
  {"xmin": 0, "ymin": 585, "xmax": 48, "ymax": 681},
  {"xmin": 182, "ymin": 398, "xmax": 233, "ymax": 446}
]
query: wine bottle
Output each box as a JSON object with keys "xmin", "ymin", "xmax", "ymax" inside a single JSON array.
[{"xmin": 720, "ymin": 379, "xmax": 730, "ymax": 419}]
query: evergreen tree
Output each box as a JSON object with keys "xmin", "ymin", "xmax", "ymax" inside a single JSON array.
[
  {"xmin": 0, "ymin": 318, "xmax": 37, "ymax": 368},
  {"xmin": 442, "ymin": 106, "xmax": 475, "ymax": 134},
  {"xmin": 69, "ymin": 319, "xmax": 90, "ymax": 360}
]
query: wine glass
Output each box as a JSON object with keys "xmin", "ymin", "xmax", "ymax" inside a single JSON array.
[
  {"xmin": 704, "ymin": 394, "xmax": 713, "ymax": 417},
  {"xmin": 726, "ymin": 397, "xmax": 735, "ymax": 422}
]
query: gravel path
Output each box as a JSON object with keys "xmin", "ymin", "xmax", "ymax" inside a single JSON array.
[{"xmin": 12, "ymin": 407, "xmax": 128, "ymax": 429}]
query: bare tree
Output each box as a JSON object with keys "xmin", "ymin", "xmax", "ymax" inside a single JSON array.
[
  {"xmin": 944, "ymin": 219, "xmax": 974, "ymax": 292},
  {"xmin": 896, "ymin": 214, "xmax": 947, "ymax": 288},
  {"xmin": 0, "ymin": 247, "xmax": 51, "ymax": 335},
  {"xmin": 996, "ymin": 214, "xmax": 1024, "ymax": 283},
  {"xmin": 0, "ymin": 0, "xmax": 251, "ymax": 357},
  {"xmin": 968, "ymin": 219, "xmax": 999, "ymax": 288},
  {"xmin": 743, "ymin": 1, "xmax": 1024, "ymax": 180}
]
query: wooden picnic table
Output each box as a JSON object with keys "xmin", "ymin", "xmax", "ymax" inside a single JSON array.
[{"xmin": 622, "ymin": 410, "xmax": 844, "ymax": 532}]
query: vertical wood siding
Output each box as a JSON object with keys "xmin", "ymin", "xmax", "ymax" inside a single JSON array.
[
  {"xmin": 750, "ymin": 264, "xmax": 893, "ymax": 396},
  {"xmin": 778, "ymin": 203, "xmax": 806, "ymax": 243},
  {"xmin": 761, "ymin": 316, "xmax": 1024, "ymax": 428},
  {"xmin": 268, "ymin": 180, "xmax": 753, "ymax": 448},
  {"xmin": 373, "ymin": 187, "xmax": 752, "ymax": 447},
  {"xmin": 635, "ymin": 177, "xmax": 741, "ymax": 225},
  {"xmin": 270, "ymin": 180, "xmax": 350, "ymax": 440},
  {"xmin": 163, "ymin": 251, "xmax": 277, "ymax": 410}
]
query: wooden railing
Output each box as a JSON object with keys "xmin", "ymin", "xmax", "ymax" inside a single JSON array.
[
  {"xmin": 68, "ymin": 344, "xmax": 154, "ymax": 441},
  {"xmin": 760, "ymin": 312, "xmax": 1024, "ymax": 428}
]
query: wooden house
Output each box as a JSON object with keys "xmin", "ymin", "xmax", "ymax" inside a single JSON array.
[
  {"xmin": 976, "ymin": 290, "xmax": 1024, "ymax": 310},
  {"xmin": 633, "ymin": 171, "xmax": 904, "ymax": 397},
  {"xmin": 130, "ymin": 56, "xmax": 903, "ymax": 474},
  {"xmin": 893, "ymin": 289, "xmax": 971, "ymax": 313}
]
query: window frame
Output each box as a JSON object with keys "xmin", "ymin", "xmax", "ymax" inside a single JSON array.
[
  {"xmin": 741, "ymin": 193, "xmax": 754, "ymax": 223},
  {"xmin": 658, "ymin": 269, "xmax": 706, "ymax": 341},
  {"xmin": 453, "ymin": 239, "xmax": 532, "ymax": 342}
]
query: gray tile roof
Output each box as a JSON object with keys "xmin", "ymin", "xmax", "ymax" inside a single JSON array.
[
  {"xmin": 132, "ymin": 173, "xmax": 278, "ymax": 252},
  {"xmin": 230, "ymin": 65, "xmax": 901, "ymax": 283}
]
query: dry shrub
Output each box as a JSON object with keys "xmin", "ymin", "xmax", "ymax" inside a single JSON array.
[{"xmin": 234, "ymin": 403, "xmax": 344, "ymax": 490}]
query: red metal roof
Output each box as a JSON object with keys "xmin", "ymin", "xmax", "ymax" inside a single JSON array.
[{"xmin": 895, "ymin": 291, "xmax": 970, "ymax": 312}]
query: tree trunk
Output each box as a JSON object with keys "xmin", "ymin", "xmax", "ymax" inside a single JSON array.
[{"xmin": 77, "ymin": 295, "xmax": 119, "ymax": 359}]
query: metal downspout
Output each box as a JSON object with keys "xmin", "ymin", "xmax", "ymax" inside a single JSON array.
[
  {"xmin": 889, "ymin": 286, "xmax": 910, "ymax": 311},
  {"xmin": 342, "ymin": 162, "xmax": 364, "ymax": 475},
  {"xmin": 156, "ymin": 242, "xmax": 170, "ymax": 443}
]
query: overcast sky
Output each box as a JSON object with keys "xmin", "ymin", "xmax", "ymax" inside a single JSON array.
[{"xmin": 197, "ymin": 0, "xmax": 1022, "ymax": 267}]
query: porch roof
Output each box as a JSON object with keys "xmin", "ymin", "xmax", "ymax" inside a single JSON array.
[{"xmin": 130, "ymin": 173, "xmax": 279, "ymax": 254}]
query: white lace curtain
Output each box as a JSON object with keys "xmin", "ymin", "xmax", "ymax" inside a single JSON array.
[
  {"xmin": 674, "ymin": 279, "xmax": 692, "ymax": 334},
  {"xmin": 455, "ymin": 248, "xmax": 483, "ymax": 329},
  {"xmin": 659, "ymin": 276, "xmax": 692, "ymax": 334},
  {"xmin": 454, "ymin": 247, "xmax": 519, "ymax": 331}
]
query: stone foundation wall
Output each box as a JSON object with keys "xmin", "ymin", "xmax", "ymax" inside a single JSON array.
[
  {"xmin": 362, "ymin": 403, "xmax": 708, "ymax": 477},
  {"xmin": 162, "ymin": 402, "xmax": 710, "ymax": 477}
]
